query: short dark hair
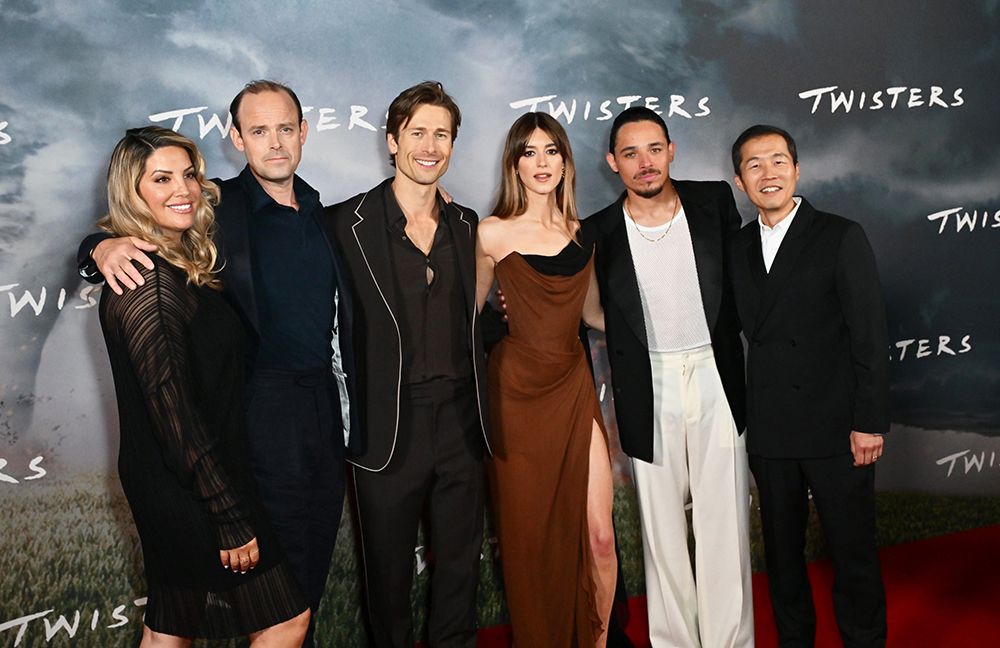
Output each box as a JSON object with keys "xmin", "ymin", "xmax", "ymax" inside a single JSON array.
[
  {"xmin": 229, "ymin": 80, "xmax": 303, "ymax": 134},
  {"xmin": 731, "ymin": 124, "xmax": 798, "ymax": 175},
  {"xmin": 385, "ymin": 81, "xmax": 461, "ymax": 166},
  {"xmin": 608, "ymin": 106, "xmax": 670, "ymax": 154}
]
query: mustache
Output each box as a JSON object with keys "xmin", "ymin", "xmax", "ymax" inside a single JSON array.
[{"xmin": 633, "ymin": 168, "xmax": 662, "ymax": 180}]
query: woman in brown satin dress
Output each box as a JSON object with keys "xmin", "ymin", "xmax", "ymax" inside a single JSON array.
[{"xmin": 475, "ymin": 112, "xmax": 617, "ymax": 647}]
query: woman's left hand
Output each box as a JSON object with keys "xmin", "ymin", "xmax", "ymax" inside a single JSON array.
[{"xmin": 220, "ymin": 536, "xmax": 260, "ymax": 573}]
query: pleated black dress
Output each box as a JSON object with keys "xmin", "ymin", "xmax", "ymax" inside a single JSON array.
[{"xmin": 99, "ymin": 255, "xmax": 306, "ymax": 638}]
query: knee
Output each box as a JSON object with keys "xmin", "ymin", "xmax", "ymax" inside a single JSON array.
[
  {"xmin": 283, "ymin": 609, "xmax": 311, "ymax": 643},
  {"xmin": 589, "ymin": 526, "xmax": 616, "ymax": 563}
]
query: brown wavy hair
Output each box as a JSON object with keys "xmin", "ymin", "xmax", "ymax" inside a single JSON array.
[
  {"xmin": 98, "ymin": 126, "xmax": 222, "ymax": 289},
  {"xmin": 490, "ymin": 112, "xmax": 579, "ymax": 231}
]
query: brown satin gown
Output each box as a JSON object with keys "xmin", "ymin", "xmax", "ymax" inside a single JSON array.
[{"xmin": 487, "ymin": 239, "xmax": 606, "ymax": 647}]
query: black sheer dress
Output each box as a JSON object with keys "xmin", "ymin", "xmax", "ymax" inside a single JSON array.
[{"xmin": 99, "ymin": 255, "xmax": 306, "ymax": 638}]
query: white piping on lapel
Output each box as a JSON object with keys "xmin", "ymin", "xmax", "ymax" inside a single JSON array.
[
  {"xmin": 347, "ymin": 189, "xmax": 402, "ymax": 473},
  {"xmin": 454, "ymin": 205, "xmax": 492, "ymax": 455}
]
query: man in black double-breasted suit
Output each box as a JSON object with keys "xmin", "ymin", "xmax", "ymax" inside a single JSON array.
[
  {"xmin": 327, "ymin": 82, "xmax": 491, "ymax": 648},
  {"xmin": 585, "ymin": 107, "xmax": 753, "ymax": 647},
  {"xmin": 730, "ymin": 124, "xmax": 889, "ymax": 648}
]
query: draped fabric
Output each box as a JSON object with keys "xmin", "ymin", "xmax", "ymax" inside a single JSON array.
[{"xmin": 487, "ymin": 241, "xmax": 605, "ymax": 647}]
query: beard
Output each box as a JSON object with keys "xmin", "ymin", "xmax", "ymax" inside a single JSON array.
[
  {"xmin": 633, "ymin": 183, "xmax": 665, "ymax": 199},
  {"xmin": 630, "ymin": 169, "xmax": 666, "ymax": 198}
]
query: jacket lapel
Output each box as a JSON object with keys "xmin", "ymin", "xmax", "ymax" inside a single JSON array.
[
  {"xmin": 676, "ymin": 182, "xmax": 722, "ymax": 329},
  {"xmin": 349, "ymin": 178, "xmax": 400, "ymax": 316},
  {"xmin": 599, "ymin": 195, "xmax": 649, "ymax": 346},
  {"xmin": 215, "ymin": 179, "xmax": 260, "ymax": 332},
  {"xmin": 751, "ymin": 198, "xmax": 815, "ymax": 335},
  {"xmin": 446, "ymin": 200, "xmax": 477, "ymax": 316}
]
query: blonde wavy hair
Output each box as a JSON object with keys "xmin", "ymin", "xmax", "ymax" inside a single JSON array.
[
  {"xmin": 98, "ymin": 126, "xmax": 222, "ymax": 289},
  {"xmin": 490, "ymin": 112, "xmax": 579, "ymax": 233}
]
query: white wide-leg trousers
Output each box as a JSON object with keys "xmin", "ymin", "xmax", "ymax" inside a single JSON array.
[{"xmin": 631, "ymin": 346, "xmax": 754, "ymax": 648}]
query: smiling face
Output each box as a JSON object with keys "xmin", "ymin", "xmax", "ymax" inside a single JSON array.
[
  {"xmin": 516, "ymin": 128, "xmax": 564, "ymax": 197},
  {"xmin": 387, "ymin": 103, "xmax": 454, "ymax": 188},
  {"xmin": 229, "ymin": 89, "xmax": 307, "ymax": 186},
  {"xmin": 606, "ymin": 119, "xmax": 675, "ymax": 199},
  {"xmin": 137, "ymin": 146, "xmax": 200, "ymax": 241},
  {"xmin": 734, "ymin": 133, "xmax": 801, "ymax": 225}
]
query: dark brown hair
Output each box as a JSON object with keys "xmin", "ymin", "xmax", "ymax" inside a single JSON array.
[
  {"xmin": 490, "ymin": 112, "xmax": 579, "ymax": 228},
  {"xmin": 385, "ymin": 81, "xmax": 461, "ymax": 165}
]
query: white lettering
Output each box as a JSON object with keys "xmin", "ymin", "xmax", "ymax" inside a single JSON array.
[
  {"xmin": 316, "ymin": 108, "xmax": 340, "ymax": 131},
  {"xmin": 936, "ymin": 450, "xmax": 969, "ymax": 477},
  {"xmin": 148, "ymin": 107, "xmax": 206, "ymax": 131},
  {"xmin": 43, "ymin": 611, "xmax": 80, "ymax": 641},
  {"xmin": 0, "ymin": 610, "xmax": 53, "ymax": 647},
  {"xmin": 348, "ymin": 105, "xmax": 376, "ymax": 131},
  {"xmin": 509, "ymin": 95, "xmax": 558, "ymax": 112},
  {"xmin": 197, "ymin": 111, "xmax": 232, "ymax": 139},
  {"xmin": 548, "ymin": 99, "xmax": 577, "ymax": 124}
]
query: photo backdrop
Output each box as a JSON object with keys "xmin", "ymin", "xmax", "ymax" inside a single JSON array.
[{"xmin": 2, "ymin": 1, "xmax": 999, "ymax": 645}]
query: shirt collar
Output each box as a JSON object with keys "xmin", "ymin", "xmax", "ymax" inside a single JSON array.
[
  {"xmin": 758, "ymin": 196, "xmax": 802, "ymax": 233},
  {"xmin": 238, "ymin": 164, "xmax": 321, "ymax": 215},
  {"xmin": 383, "ymin": 181, "xmax": 447, "ymax": 232}
]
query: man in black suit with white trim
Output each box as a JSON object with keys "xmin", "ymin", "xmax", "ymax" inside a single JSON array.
[
  {"xmin": 730, "ymin": 124, "xmax": 888, "ymax": 648},
  {"xmin": 584, "ymin": 107, "xmax": 753, "ymax": 648},
  {"xmin": 327, "ymin": 81, "xmax": 490, "ymax": 648}
]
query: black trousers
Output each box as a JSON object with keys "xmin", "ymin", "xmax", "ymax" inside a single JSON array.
[
  {"xmin": 353, "ymin": 379, "xmax": 485, "ymax": 648},
  {"xmin": 749, "ymin": 453, "xmax": 886, "ymax": 648},
  {"xmin": 246, "ymin": 367, "xmax": 346, "ymax": 648}
]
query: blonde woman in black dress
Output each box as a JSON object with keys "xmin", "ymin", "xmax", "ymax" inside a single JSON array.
[{"xmin": 97, "ymin": 126, "xmax": 308, "ymax": 647}]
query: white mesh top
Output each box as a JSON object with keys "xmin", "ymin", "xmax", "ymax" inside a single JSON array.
[{"xmin": 623, "ymin": 204, "xmax": 712, "ymax": 352}]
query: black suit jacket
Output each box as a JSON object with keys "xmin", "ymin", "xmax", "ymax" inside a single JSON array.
[
  {"xmin": 730, "ymin": 197, "xmax": 889, "ymax": 459},
  {"xmin": 78, "ymin": 172, "xmax": 361, "ymax": 457},
  {"xmin": 584, "ymin": 179, "xmax": 746, "ymax": 463},
  {"xmin": 326, "ymin": 178, "xmax": 492, "ymax": 472}
]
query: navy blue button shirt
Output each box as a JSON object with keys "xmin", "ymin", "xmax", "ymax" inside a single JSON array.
[{"xmin": 242, "ymin": 166, "xmax": 335, "ymax": 371}]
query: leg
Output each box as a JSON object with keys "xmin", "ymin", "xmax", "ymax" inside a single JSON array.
[
  {"xmin": 304, "ymin": 381, "xmax": 347, "ymax": 625},
  {"xmin": 749, "ymin": 455, "xmax": 815, "ymax": 648},
  {"xmin": 353, "ymin": 395, "xmax": 435, "ymax": 648},
  {"xmin": 686, "ymin": 353, "xmax": 754, "ymax": 647},
  {"xmin": 139, "ymin": 626, "xmax": 192, "ymax": 648},
  {"xmin": 587, "ymin": 420, "xmax": 617, "ymax": 648},
  {"xmin": 248, "ymin": 609, "xmax": 311, "ymax": 648},
  {"xmin": 244, "ymin": 378, "xmax": 320, "ymax": 645},
  {"xmin": 632, "ymin": 351, "xmax": 699, "ymax": 648},
  {"xmin": 804, "ymin": 456, "xmax": 886, "ymax": 648},
  {"xmin": 426, "ymin": 387, "xmax": 485, "ymax": 648}
]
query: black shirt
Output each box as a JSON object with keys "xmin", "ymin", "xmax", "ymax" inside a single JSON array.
[
  {"xmin": 243, "ymin": 166, "xmax": 335, "ymax": 371},
  {"xmin": 383, "ymin": 185, "xmax": 472, "ymax": 385}
]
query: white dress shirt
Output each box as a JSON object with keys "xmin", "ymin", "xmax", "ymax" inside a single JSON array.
[{"xmin": 758, "ymin": 196, "xmax": 802, "ymax": 273}]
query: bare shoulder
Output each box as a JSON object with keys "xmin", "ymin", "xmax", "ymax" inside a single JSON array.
[{"xmin": 477, "ymin": 215, "xmax": 507, "ymax": 240}]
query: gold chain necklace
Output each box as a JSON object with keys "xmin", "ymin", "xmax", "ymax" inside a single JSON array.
[{"xmin": 625, "ymin": 203, "xmax": 677, "ymax": 243}]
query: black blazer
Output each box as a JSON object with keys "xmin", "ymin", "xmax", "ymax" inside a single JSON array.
[
  {"xmin": 326, "ymin": 179, "xmax": 492, "ymax": 472},
  {"xmin": 78, "ymin": 173, "xmax": 362, "ymax": 457},
  {"xmin": 730, "ymin": 197, "xmax": 889, "ymax": 459},
  {"xmin": 584, "ymin": 179, "xmax": 746, "ymax": 463}
]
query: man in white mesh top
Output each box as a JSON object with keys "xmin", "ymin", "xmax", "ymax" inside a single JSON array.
[{"xmin": 584, "ymin": 107, "xmax": 753, "ymax": 648}]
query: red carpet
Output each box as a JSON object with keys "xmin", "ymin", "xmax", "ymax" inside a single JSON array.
[{"xmin": 459, "ymin": 524, "xmax": 1000, "ymax": 647}]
